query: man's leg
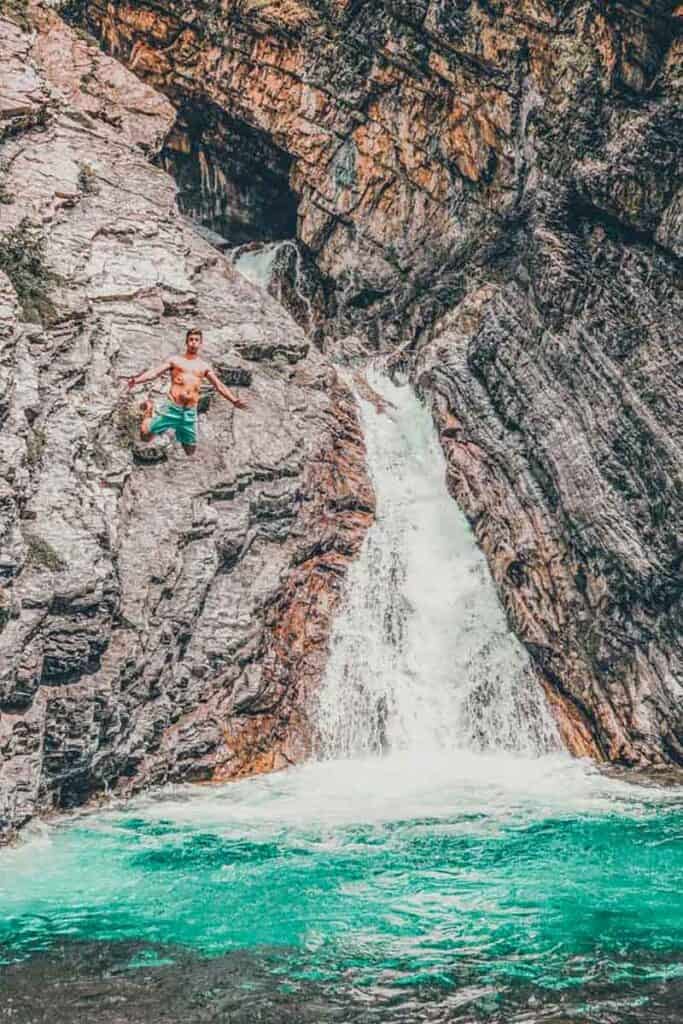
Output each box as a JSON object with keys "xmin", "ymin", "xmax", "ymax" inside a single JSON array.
[
  {"xmin": 179, "ymin": 408, "xmax": 198, "ymax": 457},
  {"xmin": 140, "ymin": 397, "xmax": 155, "ymax": 442}
]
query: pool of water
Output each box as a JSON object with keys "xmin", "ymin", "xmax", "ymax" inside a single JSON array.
[
  {"xmin": 2, "ymin": 751, "xmax": 682, "ymax": 1022},
  {"xmin": 3, "ymin": 375, "xmax": 681, "ymax": 1021}
]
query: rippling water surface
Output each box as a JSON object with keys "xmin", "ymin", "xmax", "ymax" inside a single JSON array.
[{"xmin": 3, "ymin": 753, "xmax": 683, "ymax": 1021}]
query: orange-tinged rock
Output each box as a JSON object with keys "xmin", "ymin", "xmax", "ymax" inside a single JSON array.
[{"xmin": 56, "ymin": 0, "xmax": 683, "ymax": 778}]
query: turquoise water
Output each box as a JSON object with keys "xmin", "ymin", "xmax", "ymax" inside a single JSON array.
[
  {"xmin": 2, "ymin": 752, "xmax": 682, "ymax": 1019},
  {"xmin": 3, "ymin": 377, "xmax": 681, "ymax": 1020}
]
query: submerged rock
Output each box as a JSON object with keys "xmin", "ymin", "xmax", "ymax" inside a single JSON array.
[{"xmin": 3, "ymin": 937, "xmax": 683, "ymax": 1024}]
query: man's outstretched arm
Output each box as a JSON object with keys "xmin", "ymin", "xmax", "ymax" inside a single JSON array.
[
  {"xmin": 126, "ymin": 359, "xmax": 172, "ymax": 390},
  {"xmin": 206, "ymin": 369, "xmax": 248, "ymax": 409}
]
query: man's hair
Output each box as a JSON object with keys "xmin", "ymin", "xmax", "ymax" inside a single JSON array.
[{"xmin": 186, "ymin": 328, "xmax": 203, "ymax": 341}]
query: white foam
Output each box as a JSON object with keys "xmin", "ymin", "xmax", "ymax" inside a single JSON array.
[
  {"xmin": 231, "ymin": 243, "xmax": 280, "ymax": 288},
  {"xmin": 315, "ymin": 371, "xmax": 558, "ymax": 759},
  {"xmin": 78, "ymin": 749, "xmax": 680, "ymax": 840}
]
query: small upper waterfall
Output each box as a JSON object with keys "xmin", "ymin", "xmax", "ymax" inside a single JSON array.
[
  {"xmin": 316, "ymin": 370, "xmax": 559, "ymax": 759},
  {"xmin": 231, "ymin": 240, "xmax": 315, "ymax": 333},
  {"xmin": 230, "ymin": 243, "xmax": 280, "ymax": 287}
]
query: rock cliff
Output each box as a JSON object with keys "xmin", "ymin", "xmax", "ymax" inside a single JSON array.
[
  {"xmin": 72, "ymin": 0, "xmax": 682, "ymax": 765},
  {"xmin": 1, "ymin": 0, "xmax": 681, "ymax": 843},
  {"xmin": 0, "ymin": 5, "xmax": 373, "ymax": 841}
]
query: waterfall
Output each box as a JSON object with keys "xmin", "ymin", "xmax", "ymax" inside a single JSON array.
[
  {"xmin": 316, "ymin": 370, "xmax": 559, "ymax": 759},
  {"xmin": 230, "ymin": 243, "xmax": 280, "ymax": 288},
  {"xmin": 231, "ymin": 240, "xmax": 315, "ymax": 332},
  {"xmin": 228, "ymin": 240, "xmax": 559, "ymax": 761}
]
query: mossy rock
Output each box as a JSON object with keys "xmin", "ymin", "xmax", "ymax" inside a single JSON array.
[
  {"xmin": 0, "ymin": 218, "xmax": 56, "ymax": 324},
  {"xmin": 25, "ymin": 427, "xmax": 46, "ymax": 467},
  {"xmin": 25, "ymin": 534, "xmax": 67, "ymax": 572},
  {"xmin": 0, "ymin": 0, "xmax": 31, "ymax": 31},
  {"xmin": 132, "ymin": 439, "xmax": 169, "ymax": 464},
  {"xmin": 115, "ymin": 396, "xmax": 143, "ymax": 448}
]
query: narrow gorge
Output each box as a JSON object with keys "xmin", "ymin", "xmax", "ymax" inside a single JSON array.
[
  {"xmin": 68, "ymin": 0, "xmax": 682, "ymax": 767},
  {"xmin": 0, "ymin": 0, "xmax": 681, "ymax": 842},
  {"xmin": 1, "ymin": 3, "xmax": 683, "ymax": 1020},
  {"xmin": 2, "ymin": 313, "xmax": 682, "ymax": 1024}
]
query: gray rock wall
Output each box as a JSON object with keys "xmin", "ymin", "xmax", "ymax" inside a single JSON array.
[
  {"xmin": 74, "ymin": 0, "xmax": 683, "ymax": 765},
  {"xmin": 0, "ymin": 7, "xmax": 372, "ymax": 840}
]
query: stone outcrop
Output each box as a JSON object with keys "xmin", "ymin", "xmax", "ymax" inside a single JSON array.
[
  {"xmin": 0, "ymin": 5, "xmax": 373, "ymax": 841},
  {"xmin": 73, "ymin": 0, "xmax": 682, "ymax": 765}
]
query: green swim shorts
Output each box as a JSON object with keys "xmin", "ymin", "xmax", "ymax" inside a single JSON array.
[{"xmin": 148, "ymin": 401, "xmax": 198, "ymax": 446}]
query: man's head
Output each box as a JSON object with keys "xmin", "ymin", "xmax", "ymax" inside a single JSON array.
[{"xmin": 185, "ymin": 328, "xmax": 203, "ymax": 355}]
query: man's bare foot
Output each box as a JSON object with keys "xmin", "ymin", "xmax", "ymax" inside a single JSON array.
[{"xmin": 140, "ymin": 396, "xmax": 155, "ymax": 442}]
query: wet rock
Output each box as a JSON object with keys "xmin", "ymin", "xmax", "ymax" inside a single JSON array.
[
  {"xmin": 77, "ymin": 0, "xmax": 682, "ymax": 766},
  {"xmin": 2, "ymin": 938, "xmax": 683, "ymax": 1024},
  {"xmin": 0, "ymin": 6, "xmax": 373, "ymax": 841}
]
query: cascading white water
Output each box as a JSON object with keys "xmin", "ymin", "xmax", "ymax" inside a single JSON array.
[
  {"xmin": 231, "ymin": 240, "xmax": 315, "ymax": 332},
  {"xmin": 316, "ymin": 370, "xmax": 559, "ymax": 759},
  {"xmin": 231, "ymin": 243, "xmax": 280, "ymax": 288},
  {"xmin": 230, "ymin": 239, "xmax": 559, "ymax": 761}
]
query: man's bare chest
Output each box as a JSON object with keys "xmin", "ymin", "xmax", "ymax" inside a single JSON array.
[{"xmin": 171, "ymin": 361, "xmax": 205, "ymax": 384}]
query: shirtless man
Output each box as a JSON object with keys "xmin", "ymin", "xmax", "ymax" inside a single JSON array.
[{"xmin": 126, "ymin": 328, "xmax": 247, "ymax": 456}]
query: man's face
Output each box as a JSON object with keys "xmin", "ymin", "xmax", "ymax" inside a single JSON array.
[{"xmin": 186, "ymin": 332, "xmax": 202, "ymax": 355}]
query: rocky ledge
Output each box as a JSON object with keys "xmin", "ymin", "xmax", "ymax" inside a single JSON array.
[
  {"xmin": 0, "ymin": 5, "xmax": 373, "ymax": 841},
  {"xmin": 75, "ymin": 0, "xmax": 682, "ymax": 766}
]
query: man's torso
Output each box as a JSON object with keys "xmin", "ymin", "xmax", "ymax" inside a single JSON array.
[{"xmin": 167, "ymin": 356, "xmax": 209, "ymax": 407}]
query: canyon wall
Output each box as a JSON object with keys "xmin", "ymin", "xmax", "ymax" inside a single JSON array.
[
  {"xmin": 0, "ymin": 4, "xmax": 373, "ymax": 841},
  {"xmin": 72, "ymin": 0, "xmax": 683, "ymax": 764},
  {"xmin": 0, "ymin": 0, "xmax": 681, "ymax": 847}
]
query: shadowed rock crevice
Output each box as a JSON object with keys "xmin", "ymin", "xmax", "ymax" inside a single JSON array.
[{"xmin": 158, "ymin": 100, "xmax": 299, "ymax": 247}]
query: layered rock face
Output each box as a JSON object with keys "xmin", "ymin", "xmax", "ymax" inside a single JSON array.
[
  {"xmin": 0, "ymin": 6, "xmax": 373, "ymax": 840},
  {"xmin": 75, "ymin": 0, "xmax": 682, "ymax": 764}
]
